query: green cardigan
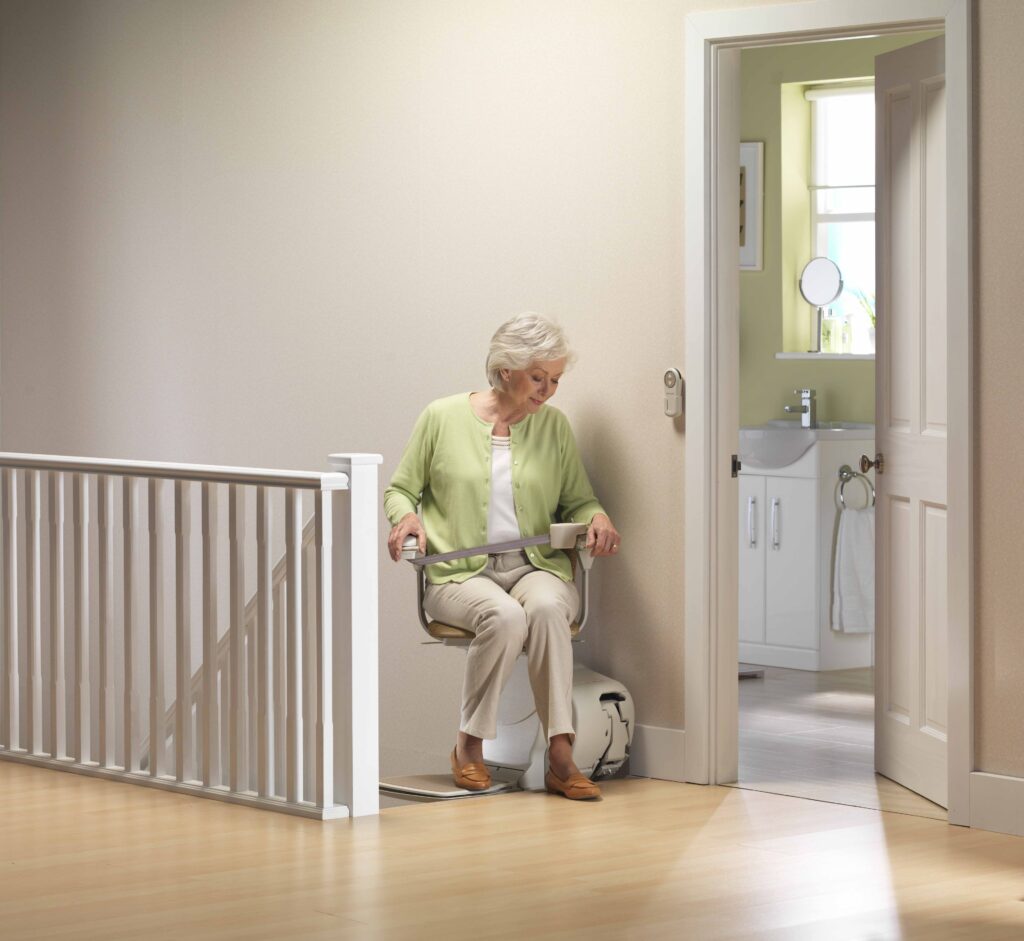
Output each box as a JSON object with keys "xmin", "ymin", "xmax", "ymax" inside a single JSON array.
[{"xmin": 384, "ymin": 393, "xmax": 606, "ymax": 584}]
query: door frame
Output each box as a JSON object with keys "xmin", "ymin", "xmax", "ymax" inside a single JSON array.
[{"xmin": 683, "ymin": 0, "xmax": 973, "ymax": 825}]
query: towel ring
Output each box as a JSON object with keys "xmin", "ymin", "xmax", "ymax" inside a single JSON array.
[{"xmin": 836, "ymin": 464, "xmax": 875, "ymax": 509}]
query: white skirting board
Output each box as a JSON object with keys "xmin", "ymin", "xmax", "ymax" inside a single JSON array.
[
  {"xmin": 969, "ymin": 771, "xmax": 1024, "ymax": 837},
  {"xmin": 738, "ymin": 642, "xmax": 820, "ymax": 672},
  {"xmin": 628, "ymin": 724, "xmax": 686, "ymax": 782}
]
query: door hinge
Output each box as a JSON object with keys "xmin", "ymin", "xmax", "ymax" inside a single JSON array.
[{"xmin": 731, "ymin": 454, "xmax": 741, "ymax": 478}]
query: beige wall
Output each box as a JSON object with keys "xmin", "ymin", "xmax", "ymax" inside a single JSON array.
[
  {"xmin": 0, "ymin": 0, "xmax": 707, "ymax": 776},
  {"xmin": 975, "ymin": 0, "xmax": 1024, "ymax": 778},
  {"xmin": 0, "ymin": 0, "xmax": 1020, "ymax": 781},
  {"xmin": 739, "ymin": 34, "xmax": 935, "ymax": 428}
]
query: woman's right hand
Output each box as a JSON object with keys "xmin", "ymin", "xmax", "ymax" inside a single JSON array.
[{"xmin": 387, "ymin": 512, "xmax": 427, "ymax": 562}]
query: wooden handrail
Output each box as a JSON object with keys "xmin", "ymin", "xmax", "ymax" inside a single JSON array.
[{"xmin": 0, "ymin": 453, "xmax": 348, "ymax": 490}]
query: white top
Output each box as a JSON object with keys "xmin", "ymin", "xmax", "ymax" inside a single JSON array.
[{"xmin": 487, "ymin": 436, "xmax": 521, "ymax": 545}]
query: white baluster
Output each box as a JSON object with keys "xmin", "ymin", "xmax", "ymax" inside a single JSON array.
[
  {"xmin": 219, "ymin": 661, "xmax": 229, "ymax": 780},
  {"xmin": 147, "ymin": 478, "xmax": 162, "ymax": 777},
  {"xmin": 246, "ymin": 612, "xmax": 256, "ymax": 789},
  {"xmin": 48, "ymin": 472, "xmax": 66, "ymax": 760},
  {"xmin": 72, "ymin": 474, "xmax": 90, "ymax": 764},
  {"xmin": 303, "ymin": 541, "xmax": 314, "ymax": 802},
  {"xmin": 26, "ymin": 470, "xmax": 42, "ymax": 755},
  {"xmin": 122, "ymin": 477, "xmax": 136, "ymax": 772},
  {"xmin": 285, "ymin": 489, "xmax": 302, "ymax": 804},
  {"xmin": 273, "ymin": 582, "xmax": 285, "ymax": 796},
  {"xmin": 174, "ymin": 480, "xmax": 192, "ymax": 783},
  {"xmin": 97, "ymin": 475, "xmax": 114, "ymax": 768},
  {"xmin": 201, "ymin": 482, "xmax": 219, "ymax": 787},
  {"xmin": 228, "ymin": 485, "xmax": 245, "ymax": 792},
  {"xmin": 314, "ymin": 490, "xmax": 334, "ymax": 811},
  {"xmin": 1, "ymin": 469, "xmax": 18, "ymax": 751},
  {"xmin": 256, "ymin": 487, "xmax": 272, "ymax": 797}
]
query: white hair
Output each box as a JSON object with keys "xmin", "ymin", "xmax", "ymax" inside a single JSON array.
[{"xmin": 486, "ymin": 313, "xmax": 575, "ymax": 391}]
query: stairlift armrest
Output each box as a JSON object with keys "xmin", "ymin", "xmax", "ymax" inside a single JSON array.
[
  {"xmin": 401, "ymin": 534, "xmax": 422, "ymax": 561},
  {"xmin": 415, "ymin": 566, "xmax": 433, "ymax": 637}
]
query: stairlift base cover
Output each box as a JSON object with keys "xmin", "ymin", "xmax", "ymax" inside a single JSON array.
[{"xmin": 483, "ymin": 663, "xmax": 634, "ymax": 790}]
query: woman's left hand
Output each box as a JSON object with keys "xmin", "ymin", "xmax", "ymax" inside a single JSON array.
[{"xmin": 586, "ymin": 513, "xmax": 621, "ymax": 557}]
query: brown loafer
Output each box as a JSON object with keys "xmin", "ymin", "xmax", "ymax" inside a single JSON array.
[
  {"xmin": 545, "ymin": 768, "xmax": 601, "ymax": 801},
  {"xmin": 451, "ymin": 747, "xmax": 492, "ymax": 791}
]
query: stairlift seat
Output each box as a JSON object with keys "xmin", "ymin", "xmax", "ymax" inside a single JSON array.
[
  {"xmin": 423, "ymin": 548, "xmax": 583, "ymax": 643},
  {"xmin": 380, "ymin": 529, "xmax": 634, "ymax": 801},
  {"xmin": 424, "ymin": 619, "xmax": 582, "ymax": 641}
]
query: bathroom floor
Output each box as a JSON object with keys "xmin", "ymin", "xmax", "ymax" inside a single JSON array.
[{"xmin": 733, "ymin": 664, "xmax": 946, "ymax": 820}]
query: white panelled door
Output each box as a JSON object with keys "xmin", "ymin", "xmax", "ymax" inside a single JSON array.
[{"xmin": 874, "ymin": 36, "xmax": 948, "ymax": 808}]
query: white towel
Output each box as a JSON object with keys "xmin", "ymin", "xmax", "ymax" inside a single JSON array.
[{"xmin": 832, "ymin": 506, "xmax": 875, "ymax": 633}]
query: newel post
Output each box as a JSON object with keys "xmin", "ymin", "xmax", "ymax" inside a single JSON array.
[{"xmin": 327, "ymin": 453, "xmax": 382, "ymax": 817}]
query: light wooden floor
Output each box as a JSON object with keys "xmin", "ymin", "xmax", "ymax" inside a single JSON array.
[
  {"xmin": 736, "ymin": 665, "xmax": 947, "ymax": 820},
  {"xmin": 3, "ymin": 761, "xmax": 1024, "ymax": 940}
]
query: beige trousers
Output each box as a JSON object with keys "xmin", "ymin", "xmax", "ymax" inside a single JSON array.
[{"xmin": 423, "ymin": 551, "xmax": 579, "ymax": 741}]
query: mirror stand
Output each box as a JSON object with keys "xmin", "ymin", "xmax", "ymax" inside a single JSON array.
[
  {"xmin": 809, "ymin": 305, "xmax": 824, "ymax": 354},
  {"xmin": 799, "ymin": 257, "xmax": 843, "ymax": 354}
]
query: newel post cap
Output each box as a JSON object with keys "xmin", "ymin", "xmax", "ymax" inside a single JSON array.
[{"xmin": 327, "ymin": 453, "xmax": 384, "ymax": 472}]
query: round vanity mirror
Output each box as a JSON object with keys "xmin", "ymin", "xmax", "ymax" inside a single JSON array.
[
  {"xmin": 799, "ymin": 257, "xmax": 843, "ymax": 307},
  {"xmin": 799, "ymin": 257, "xmax": 843, "ymax": 353}
]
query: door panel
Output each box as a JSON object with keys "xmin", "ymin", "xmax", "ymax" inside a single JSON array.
[
  {"xmin": 882, "ymin": 495, "xmax": 912, "ymax": 721},
  {"xmin": 922, "ymin": 503, "xmax": 949, "ymax": 737},
  {"xmin": 923, "ymin": 79, "xmax": 948, "ymax": 434},
  {"xmin": 875, "ymin": 35, "xmax": 948, "ymax": 808}
]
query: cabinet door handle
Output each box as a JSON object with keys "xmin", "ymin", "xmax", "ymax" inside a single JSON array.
[
  {"xmin": 747, "ymin": 496, "xmax": 757, "ymax": 548},
  {"xmin": 770, "ymin": 497, "xmax": 780, "ymax": 550}
]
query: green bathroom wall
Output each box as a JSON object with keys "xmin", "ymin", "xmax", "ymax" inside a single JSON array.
[{"xmin": 739, "ymin": 32, "xmax": 941, "ymax": 427}]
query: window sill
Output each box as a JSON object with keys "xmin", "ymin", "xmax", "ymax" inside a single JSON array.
[{"xmin": 775, "ymin": 352, "xmax": 875, "ymax": 361}]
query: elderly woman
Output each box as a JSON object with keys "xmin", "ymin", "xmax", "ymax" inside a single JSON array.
[{"xmin": 384, "ymin": 313, "xmax": 620, "ymax": 801}]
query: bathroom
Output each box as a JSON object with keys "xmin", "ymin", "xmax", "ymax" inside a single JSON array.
[{"xmin": 734, "ymin": 31, "xmax": 944, "ymax": 818}]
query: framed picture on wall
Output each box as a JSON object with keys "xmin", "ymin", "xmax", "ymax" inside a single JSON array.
[{"xmin": 739, "ymin": 141, "xmax": 764, "ymax": 271}]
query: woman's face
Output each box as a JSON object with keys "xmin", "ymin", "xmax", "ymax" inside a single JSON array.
[{"xmin": 503, "ymin": 358, "xmax": 566, "ymax": 413}]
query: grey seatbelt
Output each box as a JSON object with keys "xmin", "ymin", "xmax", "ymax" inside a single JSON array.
[
  {"xmin": 402, "ymin": 522, "xmax": 588, "ymax": 568},
  {"xmin": 406, "ymin": 534, "xmax": 551, "ymax": 568}
]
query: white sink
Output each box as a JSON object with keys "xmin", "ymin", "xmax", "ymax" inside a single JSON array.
[{"xmin": 740, "ymin": 421, "xmax": 874, "ymax": 469}]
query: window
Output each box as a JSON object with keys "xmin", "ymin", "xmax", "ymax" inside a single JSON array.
[{"xmin": 807, "ymin": 85, "xmax": 876, "ymax": 353}]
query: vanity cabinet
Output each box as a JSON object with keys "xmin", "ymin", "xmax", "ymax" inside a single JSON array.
[
  {"xmin": 738, "ymin": 438, "xmax": 874, "ymax": 671},
  {"xmin": 739, "ymin": 474, "xmax": 818, "ymax": 654}
]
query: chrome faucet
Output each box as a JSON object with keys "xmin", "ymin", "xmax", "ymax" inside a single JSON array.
[{"xmin": 783, "ymin": 388, "xmax": 817, "ymax": 428}]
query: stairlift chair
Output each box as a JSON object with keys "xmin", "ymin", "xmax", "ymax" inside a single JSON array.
[{"xmin": 378, "ymin": 524, "xmax": 635, "ymax": 800}]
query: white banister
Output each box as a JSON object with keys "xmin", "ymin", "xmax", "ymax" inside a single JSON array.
[
  {"xmin": 0, "ymin": 451, "xmax": 376, "ymax": 820},
  {"xmin": 328, "ymin": 454, "xmax": 381, "ymax": 817},
  {"xmin": 147, "ymin": 478, "xmax": 162, "ymax": 778},
  {"xmin": 228, "ymin": 485, "xmax": 245, "ymax": 793},
  {"xmin": 0, "ymin": 454, "xmax": 348, "ymax": 490},
  {"xmin": 73, "ymin": 474, "xmax": 89, "ymax": 764},
  {"xmin": 285, "ymin": 489, "xmax": 302, "ymax": 804},
  {"xmin": 48, "ymin": 473, "xmax": 67, "ymax": 761},
  {"xmin": 174, "ymin": 480, "xmax": 192, "ymax": 783},
  {"xmin": 98, "ymin": 475, "xmax": 114, "ymax": 768},
  {"xmin": 201, "ymin": 482, "xmax": 218, "ymax": 787},
  {"xmin": 26, "ymin": 470, "xmax": 42, "ymax": 756},
  {"xmin": 314, "ymin": 490, "xmax": 334, "ymax": 810},
  {"xmin": 256, "ymin": 488, "xmax": 272, "ymax": 797},
  {"xmin": 122, "ymin": 477, "xmax": 137, "ymax": 773},
  {"xmin": 2, "ymin": 470, "xmax": 19, "ymax": 750}
]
